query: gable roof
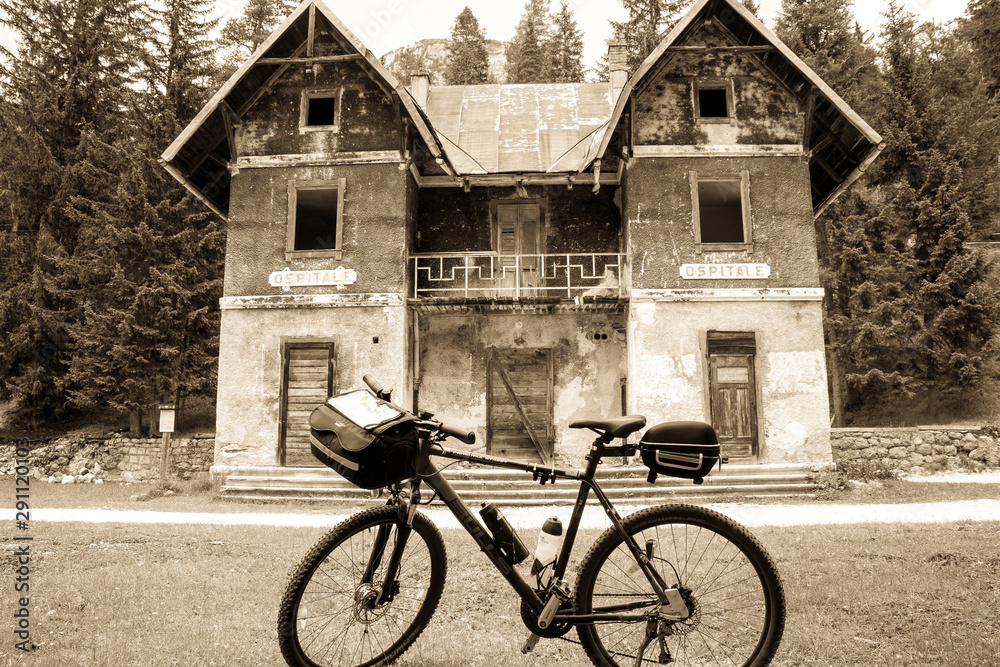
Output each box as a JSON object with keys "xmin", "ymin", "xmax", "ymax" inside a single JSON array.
[
  {"xmin": 419, "ymin": 83, "xmax": 616, "ymax": 174},
  {"xmin": 160, "ymin": 0, "xmax": 453, "ymax": 218},
  {"xmin": 594, "ymin": 0, "xmax": 883, "ymax": 217}
]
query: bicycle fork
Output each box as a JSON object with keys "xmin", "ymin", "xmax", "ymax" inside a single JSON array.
[{"xmin": 361, "ymin": 486, "xmax": 421, "ymax": 608}]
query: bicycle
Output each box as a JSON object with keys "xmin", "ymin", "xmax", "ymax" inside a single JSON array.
[{"xmin": 277, "ymin": 376, "xmax": 785, "ymax": 667}]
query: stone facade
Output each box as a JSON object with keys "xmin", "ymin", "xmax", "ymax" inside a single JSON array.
[
  {"xmin": 0, "ymin": 435, "xmax": 215, "ymax": 482},
  {"xmin": 831, "ymin": 427, "xmax": 1000, "ymax": 473}
]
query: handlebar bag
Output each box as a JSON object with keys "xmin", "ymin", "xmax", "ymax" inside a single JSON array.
[
  {"xmin": 308, "ymin": 389, "xmax": 419, "ymax": 489},
  {"xmin": 639, "ymin": 421, "xmax": 721, "ymax": 483}
]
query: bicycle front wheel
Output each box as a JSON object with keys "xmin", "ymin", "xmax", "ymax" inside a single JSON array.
[
  {"xmin": 575, "ymin": 504, "xmax": 784, "ymax": 667},
  {"xmin": 278, "ymin": 505, "xmax": 447, "ymax": 667}
]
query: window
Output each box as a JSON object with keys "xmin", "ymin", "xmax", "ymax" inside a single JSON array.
[
  {"xmin": 690, "ymin": 172, "xmax": 751, "ymax": 252},
  {"xmin": 300, "ymin": 89, "xmax": 341, "ymax": 132},
  {"xmin": 694, "ymin": 80, "xmax": 734, "ymax": 122},
  {"xmin": 287, "ymin": 179, "xmax": 345, "ymax": 259}
]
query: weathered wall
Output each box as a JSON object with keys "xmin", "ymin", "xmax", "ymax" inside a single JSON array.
[
  {"xmin": 415, "ymin": 185, "xmax": 622, "ymax": 254},
  {"xmin": 832, "ymin": 427, "xmax": 1000, "ymax": 473},
  {"xmin": 225, "ymin": 163, "xmax": 408, "ymax": 296},
  {"xmin": 628, "ymin": 298, "xmax": 831, "ymax": 464},
  {"xmin": 417, "ymin": 312, "xmax": 626, "ymax": 463},
  {"xmin": 213, "ymin": 304, "xmax": 408, "ymax": 471},
  {"xmin": 239, "ymin": 39, "xmax": 400, "ymax": 156},
  {"xmin": 633, "ymin": 22, "xmax": 803, "ymax": 146},
  {"xmin": 625, "ymin": 155, "xmax": 819, "ymax": 289}
]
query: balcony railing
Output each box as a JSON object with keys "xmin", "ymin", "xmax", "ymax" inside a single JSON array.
[{"xmin": 410, "ymin": 253, "xmax": 626, "ymax": 300}]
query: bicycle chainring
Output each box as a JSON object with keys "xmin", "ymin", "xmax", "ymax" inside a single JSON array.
[{"xmin": 520, "ymin": 598, "xmax": 573, "ymax": 638}]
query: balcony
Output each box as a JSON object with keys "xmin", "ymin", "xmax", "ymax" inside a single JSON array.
[{"xmin": 409, "ymin": 253, "xmax": 627, "ymax": 308}]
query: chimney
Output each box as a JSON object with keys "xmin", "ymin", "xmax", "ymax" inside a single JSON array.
[
  {"xmin": 608, "ymin": 41, "xmax": 628, "ymax": 92},
  {"xmin": 409, "ymin": 73, "xmax": 430, "ymax": 107}
]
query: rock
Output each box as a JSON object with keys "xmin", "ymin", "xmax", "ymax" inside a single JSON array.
[
  {"xmin": 94, "ymin": 478, "xmax": 104, "ymax": 485},
  {"xmin": 888, "ymin": 446, "xmax": 908, "ymax": 459},
  {"xmin": 61, "ymin": 475, "xmax": 75, "ymax": 484},
  {"xmin": 164, "ymin": 489, "xmax": 176, "ymax": 496},
  {"xmin": 92, "ymin": 463, "xmax": 102, "ymax": 474},
  {"xmin": 74, "ymin": 475, "xmax": 84, "ymax": 483},
  {"xmin": 82, "ymin": 473, "xmax": 95, "ymax": 483},
  {"xmin": 916, "ymin": 444, "xmax": 933, "ymax": 456},
  {"xmin": 47, "ymin": 476, "xmax": 55, "ymax": 484},
  {"xmin": 79, "ymin": 467, "xmax": 89, "ymax": 475},
  {"xmin": 943, "ymin": 445, "xmax": 957, "ymax": 456}
]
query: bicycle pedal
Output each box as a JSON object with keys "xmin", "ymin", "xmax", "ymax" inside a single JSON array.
[{"xmin": 521, "ymin": 632, "xmax": 541, "ymax": 654}]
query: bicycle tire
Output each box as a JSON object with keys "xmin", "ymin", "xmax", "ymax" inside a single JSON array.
[
  {"xmin": 278, "ymin": 505, "xmax": 447, "ymax": 667},
  {"xmin": 575, "ymin": 504, "xmax": 785, "ymax": 667}
]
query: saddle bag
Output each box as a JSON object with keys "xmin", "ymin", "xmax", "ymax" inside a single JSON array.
[
  {"xmin": 639, "ymin": 421, "xmax": 721, "ymax": 484},
  {"xmin": 308, "ymin": 389, "xmax": 419, "ymax": 489}
]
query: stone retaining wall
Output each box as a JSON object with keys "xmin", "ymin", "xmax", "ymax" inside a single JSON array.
[
  {"xmin": 0, "ymin": 434, "xmax": 215, "ymax": 483},
  {"xmin": 831, "ymin": 427, "xmax": 1000, "ymax": 474}
]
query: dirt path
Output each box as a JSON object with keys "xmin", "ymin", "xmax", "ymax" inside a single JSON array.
[{"xmin": 10, "ymin": 498, "xmax": 1000, "ymax": 530}]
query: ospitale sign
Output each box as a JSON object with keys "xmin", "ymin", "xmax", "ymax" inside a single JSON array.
[
  {"xmin": 269, "ymin": 266, "xmax": 358, "ymax": 290},
  {"xmin": 680, "ymin": 264, "xmax": 770, "ymax": 279}
]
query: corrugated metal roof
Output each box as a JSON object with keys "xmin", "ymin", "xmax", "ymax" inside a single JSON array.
[{"xmin": 423, "ymin": 83, "xmax": 615, "ymax": 174}]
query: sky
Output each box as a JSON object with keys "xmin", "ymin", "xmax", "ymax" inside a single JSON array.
[{"xmin": 0, "ymin": 0, "xmax": 973, "ymax": 78}]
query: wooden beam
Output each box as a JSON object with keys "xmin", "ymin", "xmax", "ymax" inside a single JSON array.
[
  {"xmin": 812, "ymin": 152, "xmax": 844, "ymax": 184},
  {"xmin": 416, "ymin": 172, "xmax": 621, "ymax": 188},
  {"xmin": 161, "ymin": 160, "xmax": 226, "ymax": 219},
  {"xmin": 306, "ymin": 4, "xmax": 316, "ymax": 58},
  {"xmin": 811, "ymin": 112, "xmax": 857, "ymax": 160},
  {"xmin": 220, "ymin": 101, "xmax": 239, "ymax": 165},
  {"xmin": 492, "ymin": 352, "xmax": 545, "ymax": 461},
  {"xmin": 182, "ymin": 129, "xmax": 226, "ymax": 179},
  {"xmin": 802, "ymin": 89, "xmax": 817, "ymax": 152},
  {"xmin": 664, "ymin": 45, "xmax": 777, "ymax": 53},
  {"xmin": 254, "ymin": 54, "xmax": 363, "ymax": 66}
]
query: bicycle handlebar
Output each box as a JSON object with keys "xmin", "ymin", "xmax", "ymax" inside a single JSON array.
[
  {"xmin": 365, "ymin": 374, "xmax": 476, "ymax": 445},
  {"xmin": 439, "ymin": 422, "xmax": 476, "ymax": 445}
]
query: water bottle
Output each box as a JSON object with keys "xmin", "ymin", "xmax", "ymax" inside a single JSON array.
[
  {"xmin": 531, "ymin": 517, "xmax": 563, "ymax": 588},
  {"xmin": 479, "ymin": 503, "xmax": 530, "ymax": 565}
]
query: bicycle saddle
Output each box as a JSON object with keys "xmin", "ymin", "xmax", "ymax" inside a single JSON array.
[{"xmin": 569, "ymin": 415, "xmax": 646, "ymax": 439}]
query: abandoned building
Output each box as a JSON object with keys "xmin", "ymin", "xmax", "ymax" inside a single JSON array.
[{"xmin": 162, "ymin": 0, "xmax": 882, "ymax": 477}]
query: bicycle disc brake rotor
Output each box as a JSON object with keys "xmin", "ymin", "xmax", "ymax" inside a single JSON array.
[
  {"xmin": 353, "ymin": 582, "xmax": 392, "ymax": 623},
  {"xmin": 520, "ymin": 598, "xmax": 573, "ymax": 638}
]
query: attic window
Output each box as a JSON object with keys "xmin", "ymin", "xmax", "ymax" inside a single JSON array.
[
  {"xmin": 691, "ymin": 172, "xmax": 752, "ymax": 252},
  {"xmin": 300, "ymin": 89, "xmax": 341, "ymax": 132},
  {"xmin": 287, "ymin": 179, "xmax": 346, "ymax": 259},
  {"xmin": 694, "ymin": 81, "xmax": 733, "ymax": 121}
]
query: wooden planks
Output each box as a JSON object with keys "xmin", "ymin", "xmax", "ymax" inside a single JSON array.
[
  {"xmin": 281, "ymin": 345, "xmax": 333, "ymax": 467},
  {"xmin": 487, "ymin": 348, "xmax": 554, "ymax": 463}
]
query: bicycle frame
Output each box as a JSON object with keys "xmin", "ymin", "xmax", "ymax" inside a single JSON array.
[{"xmin": 406, "ymin": 436, "xmax": 674, "ymax": 626}]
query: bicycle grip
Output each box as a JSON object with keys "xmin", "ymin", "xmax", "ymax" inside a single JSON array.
[{"xmin": 441, "ymin": 423, "xmax": 476, "ymax": 445}]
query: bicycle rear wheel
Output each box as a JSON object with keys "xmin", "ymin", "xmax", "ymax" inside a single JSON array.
[
  {"xmin": 575, "ymin": 504, "xmax": 784, "ymax": 667},
  {"xmin": 278, "ymin": 505, "xmax": 447, "ymax": 667}
]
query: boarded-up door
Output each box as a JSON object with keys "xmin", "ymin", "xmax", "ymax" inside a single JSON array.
[
  {"xmin": 487, "ymin": 348, "xmax": 553, "ymax": 463},
  {"xmin": 707, "ymin": 332, "xmax": 758, "ymax": 461},
  {"xmin": 496, "ymin": 202, "xmax": 542, "ymax": 295},
  {"xmin": 280, "ymin": 343, "xmax": 335, "ymax": 467}
]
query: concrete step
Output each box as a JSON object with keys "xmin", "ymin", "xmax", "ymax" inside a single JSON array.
[{"xmin": 218, "ymin": 462, "xmax": 819, "ymax": 505}]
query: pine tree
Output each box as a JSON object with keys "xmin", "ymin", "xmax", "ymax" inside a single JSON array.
[
  {"xmin": 505, "ymin": 0, "xmax": 553, "ymax": 84},
  {"xmin": 0, "ymin": 0, "xmax": 148, "ymax": 424},
  {"xmin": 60, "ymin": 0, "xmax": 224, "ymax": 434},
  {"xmin": 549, "ymin": 1, "xmax": 585, "ymax": 83},
  {"xmin": 608, "ymin": 0, "xmax": 687, "ymax": 74},
  {"xmin": 388, "ymin": 46, "xmax": 433, "ymax": 85},
  {"xmin": 774, "ymin": 0, "xmax": 873, "ymax": 95},
  {"xmin": 444, "ymin": 7, "xmax": 490, "ymax": 85},
  {"xmin": 217, "ymin": 0, "xmax": 295, "ymax": 76},
  {"xmin": 821, "ymin": 1, "xmax": 1000, "ymax": 421},
  {"xmin": 741, "ymin": 0, "xmax": 761, "ymax": 17},
  {"xmin": 963, "ymin": 0, "xmax": 1000, "ymax": 99}
]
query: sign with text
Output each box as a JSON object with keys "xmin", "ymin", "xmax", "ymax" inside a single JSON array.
[
  {"xmin": 680, "ymin": 263, "xmax": 770, "ymax": 280},
  {"xmin": 269, "ymin": 266, "xmax": 358, "ymax": 290}
]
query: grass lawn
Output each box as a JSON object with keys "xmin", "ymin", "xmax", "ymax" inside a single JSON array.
[{"xmin": 3, "ymin": 515, "xmax": 998, "ymax": 666}]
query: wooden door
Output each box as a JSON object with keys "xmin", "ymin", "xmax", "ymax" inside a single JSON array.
[
  {"xmin": 496, "ymin": 202, "xmax": 541, "ymax": 295},
  {"xmin": 280, "ymin": 343, "xmax": 335, "ymax": 467},
  {"xmin": 487, "ymin": 348, "xmax": 553, "ymax": 463},
  {"xmin": 708, "ymin": 354, "xmax": 758, "ymax": 460}
]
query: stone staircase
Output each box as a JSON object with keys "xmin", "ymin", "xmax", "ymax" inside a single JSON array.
[{"xmin": 218, "ymin": 462, "xmax": 820, "ymax": 505}]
